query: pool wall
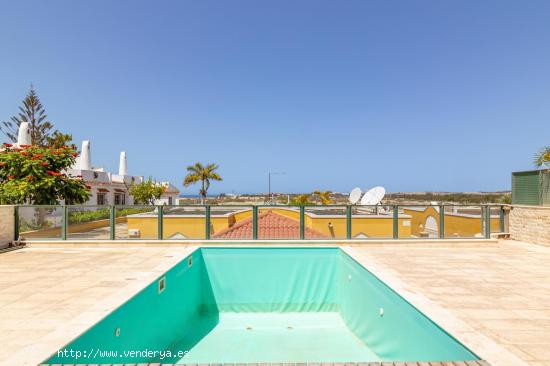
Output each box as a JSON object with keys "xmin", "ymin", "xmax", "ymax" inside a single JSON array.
[{"xmin": 47, "ymin": 247, "xmax": 477, "ymax": 364}]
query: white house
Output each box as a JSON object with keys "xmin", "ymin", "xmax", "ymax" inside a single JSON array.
[
  {"xmin": 5, "ymin": 123, "xmax": 181, "ymax": 206},
  {"xmin": 155, "ymin": 182, "xmax": 181, "ymax": 205},
  {"xmin": 67, "ymin": 141, "xmax": 181, "ymax": 206},
  {"xmin": 66, "ymin": 141, "xmax": 144, "ymax": 206}
]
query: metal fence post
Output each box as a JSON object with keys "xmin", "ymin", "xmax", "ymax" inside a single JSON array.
[
  {"xmin": 205, "ymin": 205, "xmax": 211, "ymax": 240},
  {"xmin": 439, "ymin": 205, "xmax": 445, "ymax": 239},
  {"xmin": 484, "ymin": 205, "xmax": 491, "ymax": 239},
  {"xmin": 346, "ymin": 205, "xmax": 352, "ymax": 240},
  {"xmin": 252, "ymin": 206, "xmax": 258, "ymax": 240},
  {"xmin": 109, "ymin": 205, "xmax": 115, "ymax": 240},
  {"xmin": 157, "ymin": 205, "xmax": 163, "ymax": 240},
  {"xmin": 299, "ymin": 205, "xmax": 305, "ymax": 240},
  {"xmin": 499, "ymin": 205, "xmax": 505, "ymax": 232},
  {"xmin": 392, "ymin": 205, "xmax": 398, "ymax": 239},
  {"xmin": 13, "ymin": 206, "xmax": 19, "ymax": 241},
  {"xmin": 61, "ymin": 205, "xmax": 68, "ymax": 240}
]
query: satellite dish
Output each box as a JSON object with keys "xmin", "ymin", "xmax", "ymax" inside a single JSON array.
[
  {"xmin": 349, "ymin": 187, "xmax": 362, "ymax": 204},
  {"xmin": 361, "ymin": 186, "xmax": 386, "ymax": 205}
]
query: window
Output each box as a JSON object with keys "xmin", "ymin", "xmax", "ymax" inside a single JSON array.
[
  {"xmin": 97, "ymin": 193, "xmax": 107, "ymax": 205},
  {"xmin": 114, "ymin": 193, "xmax": 126, "ymax": 205},
  {"xmin": 168, "ymin": 196, "xmax": 173, "ymax": 205}
]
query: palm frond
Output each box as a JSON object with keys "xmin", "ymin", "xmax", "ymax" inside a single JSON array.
[
  {"xmin": 183, "ymin": 162, "xmax": 222, "ymax": 194},
  {"xmin": 534, "ymin": 146, "xmax": 550, "ymax": 167}
]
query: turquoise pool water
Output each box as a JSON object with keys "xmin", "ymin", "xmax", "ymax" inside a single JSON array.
[{"xmin": 46, "ymin": 247, "xmax": 478, "ymax": 364}]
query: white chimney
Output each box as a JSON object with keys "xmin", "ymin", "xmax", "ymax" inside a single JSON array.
[
  {"xmin": 16, "ymin": 122, "xmax": 31, "ymax": 146},
  {"xmin": 118, "ymin": 151, "xmax": 127, "ymax": 176},
  {"xmin": 80, "ymin": 140, "xmax": 91, "ymax": 170}
]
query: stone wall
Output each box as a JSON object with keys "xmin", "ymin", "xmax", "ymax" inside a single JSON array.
[
  {"xmin": 0, "ymin": 205, "xmax": 15, "ymax": 249},
  {"xmin": 510, "ymin": 205, "xmax": 550, "ymax": 246}
]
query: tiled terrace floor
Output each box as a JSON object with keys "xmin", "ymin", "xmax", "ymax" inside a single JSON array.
[
  {"xmin": 1, "ymin": 241, "xmax": 549, "ymax": 366},
  {"xmin": 347, "ymin": 241, "xmax": 550, "ymax": 366},
  {"xmin": 0, "ymin": 246, "xmax": 197, "ymax": 365}
]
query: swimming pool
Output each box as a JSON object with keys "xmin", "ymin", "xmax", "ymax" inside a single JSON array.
[{"xmin": 46, "ymin": 247, "xmax": 478, "ymax": 364}]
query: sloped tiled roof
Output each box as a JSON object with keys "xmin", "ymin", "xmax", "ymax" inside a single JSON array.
[{"xmin": 212, "ymin": 210, "xmax": 328, "ymax": 239}]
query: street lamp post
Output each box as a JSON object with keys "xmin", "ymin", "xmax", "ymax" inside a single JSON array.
[{"xmin": 268, "ymin": 172, "xmax": 285, "ymax": 204}]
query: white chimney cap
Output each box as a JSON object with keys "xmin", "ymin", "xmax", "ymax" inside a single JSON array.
[
  {"xmin": 80, "ymin": 140, "xmax": 91, "ymax": 170},
  {"xmin": 119, "ymin": 151, "xmax": 128, "ymax": 176},
  {"xmin": 16, "ymin": 122, "xmax": 31, "ymax": 146}
]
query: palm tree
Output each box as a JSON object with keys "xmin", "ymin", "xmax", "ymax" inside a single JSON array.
[
  {"xmin": 291, "ymin": 194, "xmax": 311, "ymax": 205},
  {"xmin": 183, "ymin": 163, "xmax": 222, "ymax": 204},
  {"xmin": 534, "ymin": 146, "xmax": 550, "ymax": 168},
  {"xmin": 313, "ymin": 190, "xmax": 333, "ymax": 205}
]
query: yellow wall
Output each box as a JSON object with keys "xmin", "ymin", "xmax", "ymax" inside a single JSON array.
[
  {"xmin": 23, "ymin": 206, "xmax": 499, "ymax": 240},
  {"xmin": 403, "ymin": 207, "xmax": 500, "ymax": 238},
  {"xmin": 127, "ymin": 216, "xmax": 234, "ymax": 239},
  {"xmin": 126, "ymin": 208, "xmax": 411, "ymax": 239},
  {"xmin": 126, "ymin": 216, "xmax": 158, "ymax": 239},
  {"xmin": 164, "ymin": 217, "xmax": 205, "ymax": 239},
  {"xmin": 404, "ymin": 207, "xmax": 440, "ymax": 237},
  {"xmin": 272, "ymin": 207, "xmax": 411, "ymax": 239},
  {"xmin": 305, "ymin": 216, "xmax": 411, "ymax": 239},
  {"xmin": 233, "ymin": 210, "xmax": 252, "ymax": 222}
]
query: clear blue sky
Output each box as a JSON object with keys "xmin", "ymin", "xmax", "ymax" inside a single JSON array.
[{"xmin": 1, "ymin": 1, "xmax": 549, "ymax": 194}]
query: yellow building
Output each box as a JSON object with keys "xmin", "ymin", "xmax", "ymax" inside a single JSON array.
[
  {"xmin": 126, "ymin": 205, "xmax": 499, "ymax": 240},
  {"xmin": 126, "ymin": 206, "xmax": 412, "ymax": 240},
  {"xmin": 403, "ymin": 206, "xmax": 500, "ymax": 238}
]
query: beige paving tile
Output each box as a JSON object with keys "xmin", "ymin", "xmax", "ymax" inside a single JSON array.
[
  {"xmin": 0, "ymin": 245, "xmax": 195, "ymax": 366},
  {"xmin": 348, "ymin": 240, "xmax": 550, "ymax": 366},
  {"xmin": 2, "ymin": 241, "xmax": 550, "ymax": 366}
]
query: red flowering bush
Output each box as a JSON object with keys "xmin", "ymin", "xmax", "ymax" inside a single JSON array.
[{"xmin": 0, "ymin": 144, "xmax": 90, "ymax": 204}]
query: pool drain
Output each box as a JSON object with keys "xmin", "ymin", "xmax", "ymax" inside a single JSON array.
[
  {"xmin": 115, "ymin": 327, "xmax": 121, "ymax": 337},
  {"xmin": 246, "ymin": 326, "xmax": 252, "ymax": 330},
  {"xmin": 287, "ymin": 326, "xmax": 293, "ymax": 330}
]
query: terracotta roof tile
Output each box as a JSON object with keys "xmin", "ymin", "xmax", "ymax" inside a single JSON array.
[{"xmin": 212, "ymin": 210, "xmax": 328, "ymax": 239}]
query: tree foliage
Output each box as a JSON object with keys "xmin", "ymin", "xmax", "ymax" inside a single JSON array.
[
  {"xmin": 183, "ymin": 162, "xmax": 222, "ymax": 204},
  {"xmin": 534, "ymin": 146, "xmax": 550, "ymax": 168},
  {"xmin": 1, "ymin": 86, "xmax": 73, "ymax": 147},
  {"xmin": 386, "ymin": 192, "xmax": 510, "ymax": 204},
  {"xmin": 0, "ymin": 143, "xmax": 90, "ymax": 204},
  {"xmin": 290, "ymin": 194, "xmax": 312, "ymax": 205},
  {"xmin": 129, "ymin": 177, "xmax": 165, "ymax": 205},
  {"xmin": 313, "ymin": 190, "xmax": 333, "ymax": 205},
  {"xmin": 46, "ymin": 131, "xmax": 76, "ymax": 149}
]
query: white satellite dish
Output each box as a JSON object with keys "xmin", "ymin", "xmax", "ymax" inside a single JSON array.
[
  {"xmin": 349, "ymin": 187, "xmax": 362, "ymax": 204},
  {"xmin": 360, "ymin": 186, "xmax": 386, "ymax": 206}
]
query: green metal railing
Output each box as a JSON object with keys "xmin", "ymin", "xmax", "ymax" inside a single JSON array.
[{"xmin": 13, "ymin": 204, "xmax": 507, "ymax": 242}]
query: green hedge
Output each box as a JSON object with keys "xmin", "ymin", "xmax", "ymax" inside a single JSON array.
[{"xmin": 68, "ymin": 207, "xmax": 154, "ymax": 224}]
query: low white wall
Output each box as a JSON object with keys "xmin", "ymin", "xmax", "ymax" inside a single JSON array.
[
  {"xmin": 510, "ymin": 205, "xmax": 550, "ymax": 247},
  {"xmin": 0, "ymin": 205, "xmax": 15, "ymax": 249}
]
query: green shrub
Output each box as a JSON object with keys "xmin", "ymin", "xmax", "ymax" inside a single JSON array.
[{"xmin": 68, "ymin": 207, "xmax": 154, "ymax": 224}]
